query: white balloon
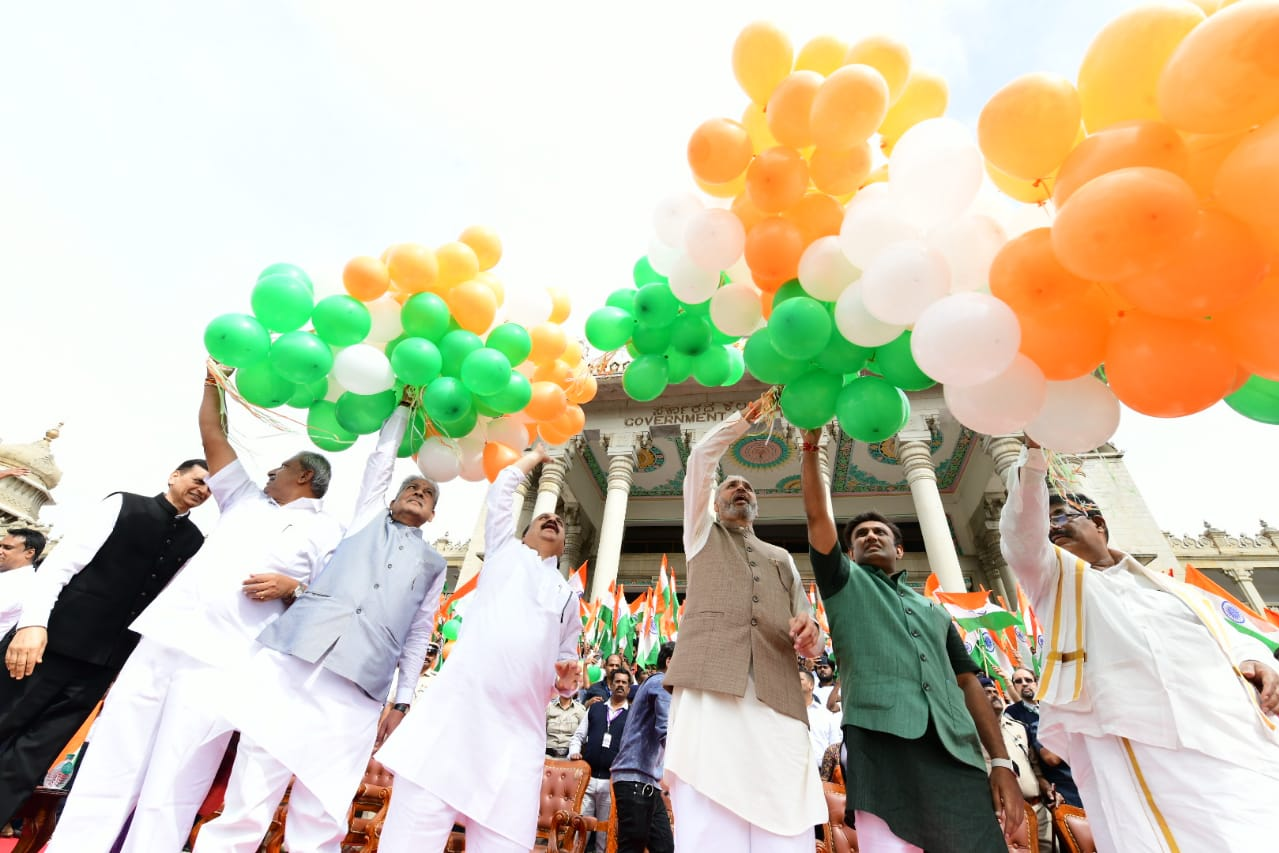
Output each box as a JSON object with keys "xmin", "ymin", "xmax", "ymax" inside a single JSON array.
[
  {"xmin": 839, "ymin": 183, "xmax": 922, "ymax": 269},
  {"xmin": 724, "ymin": 256, "xmax": 752, "ymax": 285},
  {"xmin": 417, "ymin": 437, "xmax": 461, "ymax": 482},
  {"xmin": 1024, "ymin": 375, "xmax": 1122, "ymax": 453},
  {"xmin": 834, "ymin": 282, "xmax": 905, "ymax": 347},
  {"xmin": 684, "ymin": 208, "xmax": 746, "ymax": 272},
  {"xmin": 927, "ymin": 214, "xmax": 1007, "ymax": 293},
  {"xmin": 859, "ymin": 240, "xmax": 952, "ymax": 325},
  {"xmin": 944, "ymin": 354, "xmax": 1047, "ymax": 435},
  {"xmin": 485, "ymin": 416, "xmax": 529, "ymax": 450},
  {"xmin": 798, "ymin": 236, "xmax": 862, "ymax": 301},
  {"xmin": 504, "ymin": 285, "xmax": 552, "ymax": 327},
  {"xmin": 652, "ymin": 192, "xmax": 704, "ymax": 248},
  {"xmin": 455, "ymin": 430, "xmax": 486, "ymax": 458},
  {"xmin": 322, "ymin": 375, "xmax": 347, "ymax": 403},
  {"xmin": 910, "ymin": 293, "xmax": 1020, "ymax": 387},
  {"xmin": 710, "ymin": 281, "xmax": 764, "ymax": 337},
  {"xmin": 646, "ymin": 235, "xmax": 682, "ymax": 275},
  {"xmin": 458, "ymin": 449, "xmax": 487, "ymax": 482},
  {"xmin": 365, "ymin": 295, "xmax": 403, "ymax": 343},
  {"xmin": 668, "ymin": 253, "xmax": 720, "ymax": 304},
  {"xmin": 888, "ymin": 117, "xmax": 985, "ymax": 229},
  {"xmin": 332, "ymin": 344, "xmax": 395, "ymax": 394}
]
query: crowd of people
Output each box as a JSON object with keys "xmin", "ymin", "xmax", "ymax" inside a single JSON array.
[{"xmin": 0, "ymin": 382, "xmax": 1277, "ymax": 852}]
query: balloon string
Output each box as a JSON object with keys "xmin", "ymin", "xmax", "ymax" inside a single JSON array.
[
  {"xmin": 1044, "ymin": 448, "xmax": 1085, "ymax": 503},
  {"xmin": 204, "ymin": 357, "xmax": 315, "ymax": 438}
]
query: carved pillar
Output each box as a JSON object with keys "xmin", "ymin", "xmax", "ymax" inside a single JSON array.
[
  {"xmin": 1225, "ymin": 566, "xmax": 1269, "ymax": 614},
  {"xmin": 590, "ymin": 437, "xmax": 637, "ymax": 602},
  {"xmin": 532, "ymin": 449, "xmax": 572, "ymax": 519},
  {"xmin": 899, "ymin": 427, "xmax": 965, "ymax": 593},
  {"xmin": 560, "ymin": 504, "xmax": 583, "ymax": 577},
  {"xmin": 457, "ymin": 502, "xmax": 488, "ymax": 587}
]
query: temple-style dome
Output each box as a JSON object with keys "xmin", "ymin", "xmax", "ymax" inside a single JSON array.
[{"xmin": 0, "ymin": 424, "xmax": 62, "ymax": 525}]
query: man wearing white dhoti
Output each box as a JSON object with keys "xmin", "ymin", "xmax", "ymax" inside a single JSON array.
[
  {"xmin": 662, "ymin": 394, "xmax": 826, "ymax": 853},
  {"xmin": 375, "ymin": 445, "xmax": 582, "ymax": 853},
  {"xmin": 46, "ymin": 368, "xmax": 343, "ymax": 853},
  {"xmin": 1000, "ymin": 441, "xmax": 1279, "ymax": 852}
]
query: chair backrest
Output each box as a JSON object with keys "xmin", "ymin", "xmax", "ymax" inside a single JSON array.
[
  {"xmin": 819, "ymin": 781, "xmax": 858, "ymax": 853},
  {"xmin": 1053, "ymin": 804, "xmax": 1096, "ymax": 853},
  {"xmin": 343, "ymin": 759, "xmax": 395, "ymax": 853},
  {"xmin": 1004, "ymin": 802, "xmax": 1038, "ymax": 853},
  {"xmin": 538, "ymin": 759, "xmax": 592, "ymax": 837},
  {"xmin": 12, "ymin": 788, "xmax": 66, "ymax": 853}
]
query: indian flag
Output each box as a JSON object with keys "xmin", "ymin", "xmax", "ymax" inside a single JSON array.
[
  {"xmin": 935, "ymin": 590, "xmax": 1021, "ymax": 632},
  {"xmin": 1185, "ymin": 565, "xmax": 1279, "ymax": 652}
]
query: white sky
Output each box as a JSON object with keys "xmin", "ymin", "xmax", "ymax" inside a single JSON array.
[{"xmin": 3, "ymin": 0, "xmax": 1274, "ymax": 542}]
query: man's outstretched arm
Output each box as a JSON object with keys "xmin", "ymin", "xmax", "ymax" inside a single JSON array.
[
  {"xmin": 200, "ymin": 366, "xmax": 238, "ymax": 475},
  {"xmin": 799, "ymin": 428, "xmax": 837, "ymax": 555}
]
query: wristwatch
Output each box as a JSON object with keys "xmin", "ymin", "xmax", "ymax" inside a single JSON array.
[
  {"xmin": 990, "ymin": 757, "xmax": 1016, "ymax": 773},
  {"xmin": 288, "ymin": 581, "xmax": 308, "ymax": 601},
  {"xmin": 392, "ymin": 702, "xmax": 411, "ymax": 714}
]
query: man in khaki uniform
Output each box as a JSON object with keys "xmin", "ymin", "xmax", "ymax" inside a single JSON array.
[
  {"xmin": 664, "ymin": 394, "xmax": 826, "ymax": 852},
  {"xmin": 979, "ymin": 675, "xmax": 1052, "ymax": 850}
]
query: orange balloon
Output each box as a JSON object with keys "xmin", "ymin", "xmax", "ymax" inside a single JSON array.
[
  {"xmin": 547, "ymin": 287, "xmax": 572, "ymax": 324},
  {"xmin": 441, "ymin": 640, "xmax": 455, "ymax": 660},
  {"xmin": 566, "ymin": 372, "xmax": 598, "ymax": 405},
  {"xmin": 688, "ymin": 117, "xmax": 754, "ymax": 184},
  {"xmin": 1053, "ymin": 120, "xmax": 1189, "ymax": 207},
  {"xmin": 744, "ymin": 217, "xmax": 806, "ymax": 283},
  {"xmin": 458, "ymin": 225, "xmax": 502, "ymax": 271},
  {"xmin": 1214, "ymin": 272, "xmax": 1279, "ymax": 380},
  {"xmin": 979, "ymin": 73, "xmax": 1081, "ymax": 181},
  {"xmin": 810, "ymin": 143, "xmax": 872, "ymax": 196},
  {"xmin": 989, "ymin": 228, "xmax": 1093, "ymax": 315},
  {"xmin": 1181, "ymin": 130, "xmax": 1247, "ymax": 199},
  {"xmin": 446, "ymin": 280, "xmax": 499, "ymax": 334},
  {"xmin": 538, "ymin": 424, "xmax": 573, "ymax": 446},
  {"xmin": 482, "ymin": 441, "xmax": 521, "ymax": 482},
  {"xmin": 1013, "ymin": 285, "xmax": 1113, "ymax": 380},
  {"xmin": 343, "ymin": 256, "xmax": 390, "ymax": 302},
  {"xmin": 1115, "ymin": 209, "xmax": 1267, "ymax": 318},
  {"xmin": 783, "ymin": 193, "xmax": 844, "ymax": 245},
  {"xmin": 745, "ymin": 146, "xmax": 809, "ymax": 214},
  {"xmin": 475, "ymin": 271, "xmax": 505, "ymax": 306},
  {"xmin": 526, "ymin": 381, "xmax": 568, "ymax": 422},
  {"xmin": 387, "ymin": 244, "xmax": 439, "ymax": 294},
  {"xmin": 1214, "ymin": 114, "xmax": 1279, "ymax": 230},
  {"xmin": 880, "ymin": 70, "xmax": 948, "ymax": 148},
  {"xmin": 1157, "ymin": 0, "xmax": 1279, "ymax": 134},
  {"xmin": 741, "ymin": 103, "xmax": 778, "ymax": 152},
  {"xmin": 532, "ymin": 359, "xmax": 574, "ymax": 386},
  {"xmin": 436, "ymin": 241, "xmax": 480, "ymax": 290},
  {"xmin": 1051, "ymin": 167, "xmax": 1199, "ymax": 282},
  {"xmin": 845, "ymin": 35, "xmax": 911, "ymax": 104},
  {"xmin": 732, "ymin": 21, "xmax": 793, "ymax": 106},
  {"xmin": 810, "ymin": 65, "xmax": 890, "ymax": 150},
  {"xmin": 795, "ymin": 34, "xmax": 848, "ymax": 76},
  {"xmin": 550, "ymin": 403, "xmax": 586, "ymax": 437},
  {"xmin": 753, "ymin": 274, "xmax": 787, "ymax": 295},
  {"xmin": 694, "ymin": 172, "xmax": 747, "ymax": 199},
  {"xmin": 986, "ymin": 161, "xmax": 1055, "ymax": 205},
  {"xmin": 731, "ymin": 193, "xmax": 768, "ymax": 234},
  {"xmin": 1105, "ymin": 312, "xmax": 1236, "ymax": 416},
  {"xmin": 766, "ymin": 71, "xmax": 823, "ymax": 150},
  {"xmin": 528, "ymin": 323, "xmax": 568, "ymax": 365},
  {"xmin": 561, "ymin": 339, "xmax": 583, "ymax": 368}
]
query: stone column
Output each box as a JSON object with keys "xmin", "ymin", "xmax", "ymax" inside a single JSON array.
[
  {"xmin": 457, "ymin": 501, "xmax": 489, "ymax": 587},
  {"xmin": 1225, "ymin": 566, "xmax": 1270, "ymax": 614},
  {"xmin": 898, "ymin": 427, "xmax": 966, "ymax": 593},
  {"xmin": 532, "ymin": 449, "xmax": 572, "ymax": 518},
  {"xmin": 589, "ymin": 437, "xmax": 637, "ymax": 602},
  {"xmin": 560, "ymin": 504, "xmax": 583, "ymax": 577}
]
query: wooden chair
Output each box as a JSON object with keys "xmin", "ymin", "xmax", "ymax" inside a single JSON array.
[
  {"xmin": 447, "ymin": 758, "xmax": 593, "ymax": 853},
  {"xmin": 1005, "ymin": 802, "xmax": 1038, "ymax": 853},
  {"xmin": 817, "ymin": 781, "xmax": 857, "ymax": 853},
  {"xmin": 1053, "ymin": 804, "xmax": 1096, "ymax": 853},
  {"xmin": 10, "ymin": 787, "xmax": 66, "ymax": 853},
  {"xmin": 259, "ymin": 759, "xmax": 392, "ymax": 853}
]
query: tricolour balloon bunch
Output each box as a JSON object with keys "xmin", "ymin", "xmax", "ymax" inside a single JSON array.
[
  {"xmin": 978, "ymin": 1, "xmax": 1279, "ymax": 435},
  {"xmin": 202, "ymin": 227, "xmax": 596, "ymax": 483}
]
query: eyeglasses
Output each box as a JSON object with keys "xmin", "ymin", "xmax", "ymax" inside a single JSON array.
[
  {"xmin": 1011, "ymin": 677, "xmax": 1035, "ymax": 684},
  {"xmin": 1048, "ymin": 509, "xmax": 1087, "ymax": 528}
]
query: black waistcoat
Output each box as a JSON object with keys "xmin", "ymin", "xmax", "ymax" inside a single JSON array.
[{"xmin": 581, "ymin": 700, "xmax": 629, "ymax": 779}]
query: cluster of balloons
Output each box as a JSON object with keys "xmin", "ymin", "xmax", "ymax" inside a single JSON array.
[
  {"xmin": 203, "ymin": 227, "xmax": 596, "ymax": 483},
  {"xmin": 980, "ymin": 1, "xmax": 1279, "ymax": 433}
]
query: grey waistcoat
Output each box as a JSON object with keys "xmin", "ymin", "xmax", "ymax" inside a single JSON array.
[{"xmin": 258, "ymin": 510, "xmax": 446, "ymax": 699}]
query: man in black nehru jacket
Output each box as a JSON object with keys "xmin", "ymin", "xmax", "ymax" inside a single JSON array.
[{"xmin": 0, "ymin": 459, "xmax": 210, "ymax": 825}]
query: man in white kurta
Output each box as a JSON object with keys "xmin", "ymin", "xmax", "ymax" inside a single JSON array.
[
  {"xmin": 375, "ymin": 446, "xmax": 582, "ymax": 853},
  {"xmin": 0, "ymin": 528, "xmax": 42, "ymax": 636},
  {"xmin": 47, "ymin": 372, "xmax": 343, "ymax": 853},
  {"xmin": 663, "ymin": 398, "xmax": 826, "ymax": 852},
  {"xmin": 1000, "ymin": 443, "xmax": 1279, "ymax": 851}
]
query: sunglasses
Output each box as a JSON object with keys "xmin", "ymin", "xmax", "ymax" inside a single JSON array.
[{"xmin": 1048, "ymin": 509, "xmax": 1087, "ymax": 528}]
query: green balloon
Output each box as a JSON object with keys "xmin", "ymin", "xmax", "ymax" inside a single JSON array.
[
  {"xmin": 587, "ymin": 663, "xmax": 603, "ymax": 684},
  {"xmin": 286, "ymin": 377, "xmax": 328, "ymax": 409},
  {"xmin": 424, "ymin": 376, "xmax": 474, "ymax": 426},
  {"xmin": 307, "ymin": 400, "xmax": 358, "ymax": 452},
  {"xmin": 815, "ymin": 331, "xmax": 872, "ymax": 377},
  {"xmin": 670, "ymin": 314, "xmax": 712, "ymax": 356},
  {"xmin": 709, "ymin": 324, "xmax": 740, "ymax": 346},
  {"xmin": 486, "ymin": 323, "xmax": 533, "ymax": 365},
  {"xmin": 693, "ymin": 346, "xmax": 734, "ymax": 387},
  {"xmin": 780, "ymin": 370, "xmax": 842, "ymax": 429},
  {"xmin": 204, "ymin": 313, "xmax": 271, "ymax": 368},
  {"xmin": 336, "ymin": 390, "xmax": 397, "ymax": 435},
  {"xmin": 270, "ymin": 331, "xmax": 334, "ymax": 384},
  {"xmin": 769, "ymin": 296, "xmax": 832, "ymax": 360},
  {"xmin": 680, "ymin": 298, "xmax": 711, "ymax": 319},
  {"xmin": 585, "ymin": 307, "xmax": 637, "ymax": 351},
  {"xmin": 401, "ymin": 293, "xmax": 452, "ymax": 341},
  {"xmin": 633, "ymin": 256, "xmax": 667, "ymax": 287},
  {"xmin": 434, "ymin": 406, "xmax": 478, "ymax": 439},
  {"xmin": 869, "ymin": 331, "xmax": 936, "ymax": 391},
  {"xmin": 771, "ymin": 279, "xmax": 807, "ymax": 307},
  {"xmin": 624, "ymin": 355, "xmax": 670, "ymax": 402},
  {"xmin": 235, "ymin": 361, "xmax": 295, "ymax": 409},
  {"xmin": 631, "ymin": 322, "xmax": 673, "ymax": 355},
  {"xmin": 440, "ymin": 618, "xmax": 462, "ymax": 641},
  {"xmin": 311, "ymin": 295, "xmax": 372, "ymax": 347},
  {"xmin": 257, "ymin": 262, "xmax": 313, "ymax": 293},
  {"xmin": 1225, "ymin": 375, "xmax": 1279, "ymax": 425},
  {"xmin": 606, "ymin": 289, "xmax": 637, "ymax": 313},
  {"xmin": 251, "ymin": 273, "xmax": 314, "ymax": 332},
  {"xmin": 480, "ymin": 372, "xmax": 533, "ymax": 415},
  {"xmin": 397, "ymin": 407, "xmax": 429, "ymax": 458},
  {"xmin": 722, "ymin": 346, "xmax": 746, "ymax": 386},
  {"xmin": 665, "ymin": 350, "xmax": 694, "ymax": 384},
  {"xmin": 743, "ymin": 327, "xmax": 806, "ymax": 384},
  {"xmin": 634, "ymin": 283, "xmax": 680, "ymax": 328},
  {"xmin": 439, "ymin": 330, "xmax": 484, "ymax": 378},
  {"xmin": 460, "ymin": 349, "xmax": 513, "ymax": 396},
  {"xmin": 836, "ymin": 376, "xmax": 911, "ymax": 442},
  {"xmin": 391, "ymin": 338, "xmax": 443, "ymax": 386}
]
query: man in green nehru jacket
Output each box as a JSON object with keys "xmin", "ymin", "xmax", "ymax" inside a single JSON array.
[{"xmin": 799, "ymin": 428, "xmax": 1023, "ymax": 852}]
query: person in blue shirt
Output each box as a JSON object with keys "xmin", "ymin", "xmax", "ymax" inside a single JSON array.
[{"xmin": 609, "ymin": 641, "xmax": 675, "ymax": 853}]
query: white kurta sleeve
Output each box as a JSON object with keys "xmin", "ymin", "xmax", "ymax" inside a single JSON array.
[
  {"xmin": 351, "ymin": 406, "xmax": 410, "ymax": 528},
  {"xmin": 484, "ymin": 465, "xmax": 527, "ymax": 565},
  {"xmin": 683, "ymin": 412, "xmax": 754, "ymax": 558},
  {"xmin": 17, "ymin": 493, "xmax": 124, "ymax": 629},
  {"xmin": 998, "ymin": 447, "xmax": 1060, "ymax": 604},
  {"xmin": 393, "ymin": 560, "xmax": 446, "ymax": 704}
]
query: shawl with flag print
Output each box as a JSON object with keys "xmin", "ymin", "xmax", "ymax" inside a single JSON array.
[
  {"xmin": 923, "ymin": 574, "xmax": 1044, "ymax": 692},
  {"xmin": 1184, "ymin": 564, "xmax": 1279, "ymax": 652}
]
